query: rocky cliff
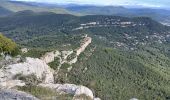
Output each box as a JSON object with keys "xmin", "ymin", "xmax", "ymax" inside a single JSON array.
[
  {"xmin": 0, "ymin": 35, "xmax": 100, "ymax": 100},
  {"xmin": 0, "ymin": 57, "xmax": 54, "ymax": 84},
  {"xmin": 0, "ymin": 57, "xmax": 100, "ymax": 100}
]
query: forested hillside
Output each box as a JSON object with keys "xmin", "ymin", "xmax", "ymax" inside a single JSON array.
[{"xmin": 0, "ymin": 11, "xmax": 170, "ymax": 99}]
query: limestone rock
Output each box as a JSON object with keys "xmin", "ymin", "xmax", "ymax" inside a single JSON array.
[
  {"xmin": 0, "ymin": 57, "xmax": 54, "ymax": 84},
  {"xmin": 39, "ymin": 83, "xmax": 78, "ymax": 94},
  {"xmin": 0, "ymin": 89, "xmax": 39, "ymax": 100},
  {"xmin": 41, "ymin": 50, "xmax": 61, "ymax": 64},
  {"xmin": 74, "ymin": 86, "xmax": 94, "ymax": 99},
  {"xmin": 76, "ymin": 36, "xmax": 92, "ymax": 56},
  {"xmin": 0, "ymin": 80, "xmax": 25, "ymax": 89},
  {"xmin": 5, "ymin": 55, "xmax": 12, "ymax": 61},
  {"xmin": 39, "ymin": 83, "xmax": 94, "ymax": 99},
  {"xmin": 94, "ymin": 98, "xmax": 101, "ymax": 100},
  {"xmin": 21, "ymin": 48, "xmax": 29, "ymax": 53}
]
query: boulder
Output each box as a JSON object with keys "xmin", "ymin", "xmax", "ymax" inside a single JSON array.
[{"xmin": 74, "ymin": 86, "xmax": 94, "ymax": 99}]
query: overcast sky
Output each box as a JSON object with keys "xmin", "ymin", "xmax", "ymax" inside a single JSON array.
[{"xmin": 12, "ymin": 0, "xmax": 170, "ymax": 8}]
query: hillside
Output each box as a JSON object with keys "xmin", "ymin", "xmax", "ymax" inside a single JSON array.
[
  {"xmin": 0, "ymin": 12, "xmax": 169, "ymax": 49},
  {"xmin": 0, "ymin": 6, "xmax": 13, "ymax": 16},
  {"xmin": 0, "ymin": 11, "xmax": 170, "ymax": 99}
]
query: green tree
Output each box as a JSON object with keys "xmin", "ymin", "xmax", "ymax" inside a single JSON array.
[{"xmin": 0, "ymin": 33, "xmax": 17, "ymax": 54}]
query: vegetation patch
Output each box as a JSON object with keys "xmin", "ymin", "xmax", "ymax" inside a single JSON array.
[
  {"xmin": 68, "ymin": 47, "xmax": 170, "ymax": 100},
  {"xmin": 61, "ymin": 63, "xmax": 71, "ymax": 70},
  {"xmin": 22, "ymin": 49, "xmax": 48, "ymax": 58},
  {"xmin": 0, "ymin": 33, "xmax": 19, "ymax": 56},
  {"xmin": 48, "ymin": 57, "xmax": 60, "ymax": 70},
  {"xmin": 54, "ymin": 70, "xmax": 68, "ymax": 84},
  {"xmin": 67, "ymin": 52, "xmax": 77, "ymax": 62},
  {"xmin": 13, "ymin": 74, "xmax": 42, "ymax": 86},
  {"xmin": 18, "ymin": 86, "xmax": 73, "ymax": 100},
  {"xmin": 73, "ymin": 94, "xmax": 93, "ymax": 100}
]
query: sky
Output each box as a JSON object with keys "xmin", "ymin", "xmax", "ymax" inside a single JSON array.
[{"xmin": 12, "ymin": 0, "xmax": 170, "ymax": 8}]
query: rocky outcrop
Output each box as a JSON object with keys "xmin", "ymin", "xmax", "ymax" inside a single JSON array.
[
  {"xmin": 0, "ymin": 80, "xmax": 25, "ymax": 89},
  {"xmin": 74, "ymin": 86, "xmax": 94, "ymax": 99},
  {"xmin": 0, "ymin": 56, "xmax": 100, "ymax": 100},
  {"xmin": 0, "ymin": 57, "xmax": 54, "ymax": 84},
  {"xmin": 41, "ymin": 50, "xmax": 60, "ymax": 64},
  {"xmin": 40, "ymin": 35, "xmax": 92, "ymax": 72},
  {"xmin": 21, "ymin": 48, "xmax": 29, "ymax": 53},
  {"xmin": 0, "ymin": 35, "xmax": 97, "ymax": 100},
  {"xmin": 0, "ymin": 89, "xmax": 39, "ymax": 100},
  {"xmin": 76, "ymin": 36, "xmax": 92, "ymax": 56},
  {"xmin": 39, "ymin": 83, "xmax": 97, "ymax": 100}
]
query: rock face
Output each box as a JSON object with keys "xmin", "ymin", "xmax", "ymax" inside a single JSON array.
[
  {"xmin": 0, "ymin": 89, "xmax": 39, "ymax": 100},
  {"xmin": 39, "ymin": 83, "xmax": 94, "ymax": 99},
  {"xmin": 0, "ymin": 80, "xmax": 25, "ymax": 89},
  {"xmin": 0, "ymin": 56, "xmax": 100, "ymax": 100},
  {"xmin": 41, "ymin": 50, "xmax": 61, "ymax": 64},
  {"xmin": 76, "ymin": 36, "xmax": 92, "ymax": 56},
  {"xmin": 0, "ymin": 35, "xmax": 99, "ymax": 100},
  {"xmin": 0, "ymin": 57, "xmax": 54, "ymax": 85}
]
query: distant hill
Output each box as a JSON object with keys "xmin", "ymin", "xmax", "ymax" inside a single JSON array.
[
  {"xmin": 0, "ymin": 1, "xmax": 170, "ymax": 24},
  {"xmin": 0, "ymin": 1, "xmax": 79, "ymax": 15},
  {"xmin": 0, "ymin": 6, "xmax": 13, "ymax": 16},
  {"xmin": 65, "ymin": 5, "xmax": 170, "ymax": 25}
]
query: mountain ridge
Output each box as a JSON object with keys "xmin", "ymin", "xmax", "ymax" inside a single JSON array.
[{"xmin": 0, "ymin": 0, "xmax": 170, "ymax": 25}]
